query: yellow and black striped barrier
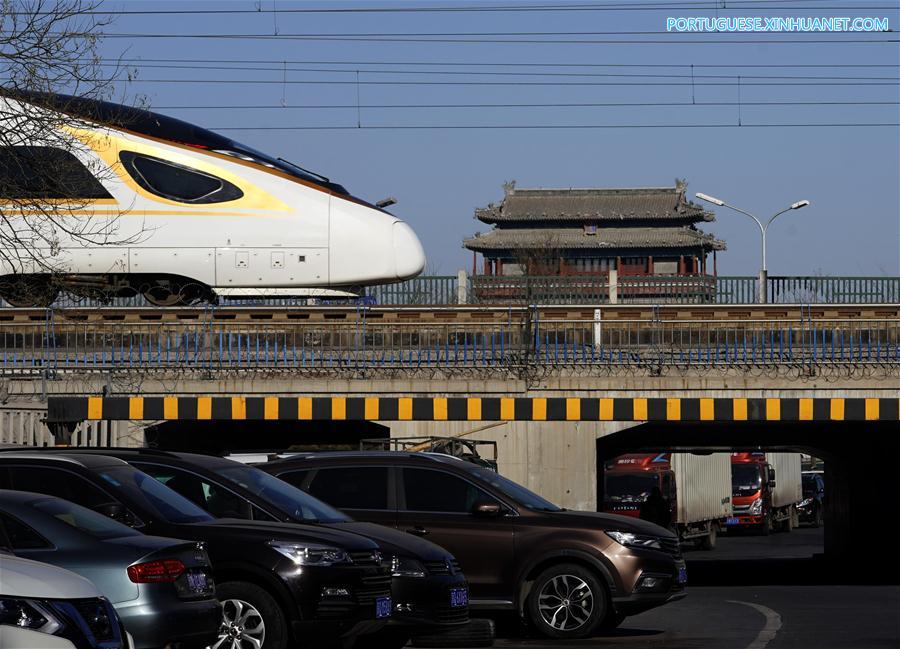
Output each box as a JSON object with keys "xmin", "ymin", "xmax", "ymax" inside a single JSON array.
[{"xmin": 47, "ymin": 396, "xmax": 898, "ymax": 423}]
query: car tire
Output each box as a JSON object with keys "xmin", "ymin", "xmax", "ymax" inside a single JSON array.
[
  {"xmin": 526, "ymin": 563, "xmax": 608, "ymax": 639},
  {"xmin": 215, "ymin": 581, "xmax": 288, "ymax": 649},
  {"xmin": 812, "ymin": 505, "xmax": 822, "ymax": 528},
  {"xmin": 353, "ymin": 630, "xmax": 411, "ymax": 649},
  {"xmin": 412, "ymin": 618, "xmax": 495, "ymax": 648}
]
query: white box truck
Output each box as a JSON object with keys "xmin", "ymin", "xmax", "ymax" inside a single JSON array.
[{"xmin": 602, "ymin": 452, "xmax": 732, "ymax": 550}]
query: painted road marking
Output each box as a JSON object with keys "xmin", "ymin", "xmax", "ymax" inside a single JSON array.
[{"xmin": 727, "ymin": 600, "xmax": 782, "ymax": 649}]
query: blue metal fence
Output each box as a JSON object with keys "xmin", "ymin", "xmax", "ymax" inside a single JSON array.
[{"xmin": 2, "ymin": 315, "xmax": 896, "ymax": 375}]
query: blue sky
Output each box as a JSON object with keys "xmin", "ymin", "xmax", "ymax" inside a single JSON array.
[{"xmin": 98, "ymin": 0, "xmax": 899, "ymax": 276}]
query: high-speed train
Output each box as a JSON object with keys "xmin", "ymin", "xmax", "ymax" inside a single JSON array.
[{"xmin": 0, "ymin": 91, "xmax": 425, "ymax": 306}]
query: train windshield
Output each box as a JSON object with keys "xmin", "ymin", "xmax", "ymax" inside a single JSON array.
[{"xmin": 6, "ymin": 90, "xmax": 349, "ymax": 195}]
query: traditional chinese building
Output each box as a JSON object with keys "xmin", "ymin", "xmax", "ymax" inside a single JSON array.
[{"xmin": 464, "ymin": 181, "xmax": 726, "ymax": 279}]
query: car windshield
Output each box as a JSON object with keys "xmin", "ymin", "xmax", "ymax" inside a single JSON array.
[
  {"xmin": 213, "ymin": 464, "xmax": 349, "ymax": 523},
  {"xmin": 31, "ymin": 497, "xmax": 140, "ymax": 540},
  {"xmin": 466, "ymin": 466, "xmax": 562, "ymax": 512},
  {"xmin": 732, "ymin": 464, "xmax": 762, "ymax": 492},
  {"xmin": 97, "ymin": 467, "xmax": 214, "ymax": 524},
  {"xmin": 604, "ymin": 474, "xmax": 659, "ymax": 503}
]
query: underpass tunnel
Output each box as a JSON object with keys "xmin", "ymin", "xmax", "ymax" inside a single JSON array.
[{"xmin": 595, "ymin": 421, "xmax": 899, "ymax": 576}]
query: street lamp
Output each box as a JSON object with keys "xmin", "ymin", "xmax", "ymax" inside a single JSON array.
[{"xmin": 695, "ymin": 193, "xmax": 810, "ymax": 303}]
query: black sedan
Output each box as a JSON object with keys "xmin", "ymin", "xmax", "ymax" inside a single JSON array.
[
  {"xmin": 0, "ymin": 489, "xmax": 219, "ymax": 649},
  {"xmin": 56, "ymin": 449, "xmax": 471, "ymax": 649},
  {"xmin": 0, "ymin": 452, "xmax": 393, "ymax": 649}
]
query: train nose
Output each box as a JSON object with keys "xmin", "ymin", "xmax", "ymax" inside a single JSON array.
[{"xmin": 392, "ymin": 220, "xmax": 426, "ymax": 279}]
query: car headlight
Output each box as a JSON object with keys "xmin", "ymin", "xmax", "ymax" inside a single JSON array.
[
  {"xmin": 798, "ymin": 498, "xmax": 813, "ymax": 507},
  {"xmin": 606, "ymin": 530, "xmax": 663, "ymax": 550},
  {"xmin": 0, "ymin": 598, "xmax": 62, "ymax": 634},
  {"xmin": 391, "ymin": 556, "xmax": 427, "ymax": 578},
  {"xmin": 268, "ymin": 542, "xmax": 350, "ymax": 566},
  {"xmin": 749, "ymin": 499, "xmax": 763, "ymax": 514}
]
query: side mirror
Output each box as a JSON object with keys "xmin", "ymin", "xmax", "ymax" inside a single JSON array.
[{"xmin": 472, "ymin": 501, "xmax": 502, "ymax": 517}]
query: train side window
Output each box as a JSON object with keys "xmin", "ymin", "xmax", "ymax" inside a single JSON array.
[
  {"xmin": 119, "ymin": 151, "xmax": 243, "ymax": 204},
  {"xmin": 0, "ymin": 146, "xmax": 112, "ymax": 199}
]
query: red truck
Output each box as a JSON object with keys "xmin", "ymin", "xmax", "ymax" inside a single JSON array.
[
  {"xmin": 602, "ymin": 452, "xmax": 732, "ymax": 550},
  {"xmin": 726, "ymin": 452, "xmax": 802, "ymax": 534}
]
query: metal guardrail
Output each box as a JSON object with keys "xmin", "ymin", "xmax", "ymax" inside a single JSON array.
[
  {"xmin": 1, "ymin": 275, "xmax": 896, "ymax": 309},
  {"xmin": 1, "ymin": 312, "xmax": 896, "ymax": 376}
]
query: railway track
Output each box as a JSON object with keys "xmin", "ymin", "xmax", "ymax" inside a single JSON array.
[{"xmin": 0, "ymin": 303, "xmax": 897, "ymax": 324}]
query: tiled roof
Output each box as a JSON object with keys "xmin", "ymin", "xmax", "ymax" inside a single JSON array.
[
  {"xmin": 463, "ymin": 226, "xmax": 726, "ymax": 252},
  {"xmin": 475, "ymin": 185, "xmax": 713, "ymax": 224}
]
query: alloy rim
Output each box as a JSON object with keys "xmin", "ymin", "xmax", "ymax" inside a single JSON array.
[
  {"xmin": 210, "ymin": 598, "xmax": 266, "ymax": 649},
  {"xmin": 537, "ymin": 574, "xmax": 594, "ymax": 631}
]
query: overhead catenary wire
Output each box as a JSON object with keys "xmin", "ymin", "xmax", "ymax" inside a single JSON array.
[
  {"xmin": 28, "ymin": 0, "xmax": 900, "ymax": 14},
  {"xmin": 206, "ymin": 122, "xmax": 899, "ymax": 130}
]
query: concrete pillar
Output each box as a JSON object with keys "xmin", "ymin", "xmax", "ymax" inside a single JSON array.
[
  {"xmin": 608, "ymin": 269, "xmax": 618, "ymax": 304},
  {"xmin": 456, "ymin": 270, "xmax": 468, "ymax": 305},
  {"xmin": 759, "ymin": 269, "xmax": 768, "ymax": 303}
]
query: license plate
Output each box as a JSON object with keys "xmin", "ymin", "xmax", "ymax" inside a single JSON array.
[
  {"xmin": 725, "ymin": 517, "xmax": 741, "ymax": 525},
  {"xmin": 375, "ymin": 596, "xmax": 392, "ymax": 619},
  {"xmin": 186, "ymin": 571, "xmax": 210, "ymax": 593},
  {"xmin": 449, "ymin": 587, "xmax": 468, "ymax": 608},
  {"xmin": 677, "ymin": 565, "xmax": 688, "ymax": 584}
]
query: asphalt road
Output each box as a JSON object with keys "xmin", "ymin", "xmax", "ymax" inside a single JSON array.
[
  {"xmin": 478, "ymin": 585, "xmax": 900, "ymax": 649},
  {"xmin": 445, "ymin": 527, "xmax": 900, "ymax": 649},
  {"xmin": 688, "ymin": 525, "xmax": 825, "ymax": 561}
]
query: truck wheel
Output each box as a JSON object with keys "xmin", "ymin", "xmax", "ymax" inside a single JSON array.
[
  {"xmin": 759, "ymin": 514, "xmax": 772, "ymax": 536},
  {"xmin": 697, "ymin": 523, "xmax": 717, "ymax": 551},
  {"xmin": 526, "ymin": 563, "xmax": 607, "ymax": 639},
  {"xmin": 215, "ymin": 581, "xmax": 288, "ymax": 649}
]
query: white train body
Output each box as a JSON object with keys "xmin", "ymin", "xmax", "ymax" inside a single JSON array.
[{"xmin": 0, "ymin": 93, "xmax": 425, "ymax": 302}]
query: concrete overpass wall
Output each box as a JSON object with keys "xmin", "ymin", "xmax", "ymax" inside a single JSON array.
[{"xmin": 385, "ymin": 420, "xmax": 637, "ymax": 511}]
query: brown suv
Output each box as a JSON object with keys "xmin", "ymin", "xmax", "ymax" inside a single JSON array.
[{"xmin": 259, "ymin": 451, "xmax": 686, "ymax": 639}]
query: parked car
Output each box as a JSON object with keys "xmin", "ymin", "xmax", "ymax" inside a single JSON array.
[
  {"xmin": 0, "ymin": 548, "xmax": 134, "ymax": 649},
  {"xmin": 260, "ymin": 451, "xmax": 687, "ymax": 639},
  {"xmin": 798, "ymin": 472, "xmax": 825, "ymax": 527},
  {"xmin": 0, "ymin": 452, "xmax": 392, "ymax": 649},
  {"xmin": 0, "ymin": 490, "xmax": 219, "ymax": 649},
  {"xmin": 65, "ymin": 449, "xmax": 469, "ymax": 649}
]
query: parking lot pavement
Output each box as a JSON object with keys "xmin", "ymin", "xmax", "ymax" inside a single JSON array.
[
  {"xmin": 688, "ymin": 526, "xmax": 825, "ymax": 561},
  {"xmin": 472, "ymin": 584, "xmax": 900, "ymax": 649}
]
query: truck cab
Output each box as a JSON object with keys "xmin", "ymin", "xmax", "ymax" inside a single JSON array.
[
  {"xmin": 602, "ymin": 454, "xmax": 675, "ymax": 529},
  {"xmin": 727, "ymin": 452, "xmax": 800, "ymax": 534}
]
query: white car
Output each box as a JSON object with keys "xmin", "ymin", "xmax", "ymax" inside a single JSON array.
[{"xmin": 0, "ymin": 552, "xmax": 134, "ymax": 649}]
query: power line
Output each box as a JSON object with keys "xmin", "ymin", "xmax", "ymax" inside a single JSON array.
[
  {"xmin": 87, "ymin": 62, "xmax": 900, "ymax": 80},
  {"xmin": 103, "ymin": 78, "xmax": 900, "ymax": 86},
  {"xmin": 207, "ymin": 122, "xmax": 899, "ymax": 130},
  {"xmin": 152, "ymin": 101, "xmax": 900, "ymax": 109},
  {"xmin": 36, "ymin": 1, "xmax": 900, "ymax": 15},
  {"xmin": 84, "ymin": 33, "xmax": 899, "ymax": 45},
  {"xmin": 91, "ymin": 58, "xmax": 900, "ymax": 69}
]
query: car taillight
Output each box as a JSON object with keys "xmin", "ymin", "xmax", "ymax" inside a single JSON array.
[{"xmin": 127, "ymin": 559, "xmax": 186, "ymax": 583}]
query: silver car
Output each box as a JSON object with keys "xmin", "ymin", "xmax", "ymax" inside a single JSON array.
[{"xmin": 0, "ymin": 490, "xmax": 219, "ymax": 649}]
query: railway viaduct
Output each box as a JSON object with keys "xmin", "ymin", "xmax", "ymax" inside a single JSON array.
[{"xmin": 0, "ymin": 302, "xmax": 897, "ymax": 563}]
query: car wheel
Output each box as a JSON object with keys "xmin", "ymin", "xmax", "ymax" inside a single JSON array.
[
  {"xmin": 526, "ymin": 563, "xmax": 607, "ymax": 639},
  {"xmin": 213, "ymin": 581, "xmax": 288, "ymax": 649},
  {"xmin": 812, "ymin": 505, "xmax": 822, "ymax": 528}
]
